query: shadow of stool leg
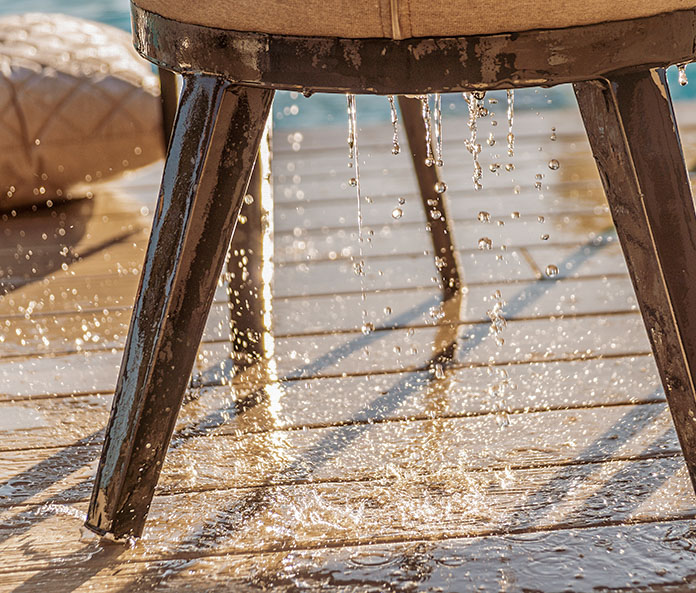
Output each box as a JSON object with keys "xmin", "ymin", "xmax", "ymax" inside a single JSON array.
[
  {"xmin": 227, "ymin": 159, "xmax": 270, "ymax": 370},
  {"xmin": 85, "ymin": 75, "xmax": 274, "ymax": 539},
  {"xmin": 575, "ymin": 69, "xmax": 696, "ymax": 494},
  {"xmin": 398, "ymin": 96, "xmax": 461, "ymax": 299}
]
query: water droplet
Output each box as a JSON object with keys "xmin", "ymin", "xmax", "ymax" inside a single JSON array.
[
  {"xmin": 391, "ymin": 207, "xmax": 403, "ymax": 219},
  {"xmin": 541, "ymin": 234, "xmax": 550, "ymax": 240},
  {"xmin": 548, "ymin": 159, "xmax": 560, "ymax": 170},
  {"xmin": 545, "ymin": 264, "xmax": 559, "ymax": 278},
  {"xmin": 679, "ymin": 64, "xmax": 689, "ymax": 86},
  {"xmin": 349, "ymin": 177, "xmax": 357, "ymax": 186},
  {"xmin": 538, "ymin": 215, "xmax": 545, "ymax": 223},
  {"xmin": 489, "ymin": 163, "xmax": 500, "ymax": 173},
  {"xmin": 434, "ymin": 181, "xmax": 447, "ymax": 194},
  {"xmin": 433, "ymin": 364, "xmax": 445, "ymax": 379},
  {"xmin": 434, "ymin": 92, "xmax": 444, "ymax": 165},
  {"xmin": 506, "ymin": 89, "xmax": 514, "ymax": 157},
  {"xmin": 398, "ymin": 196, "xmax": 406, "ymax": 205},
  {"xmin": 487, "ymin": 132, "xmax": 495, "ymax": 146},
  {"xmin": 387, "ymin": 95, "xmax": 401, "ymax": 154},
  {"xmin": 420, "ymin": 95, "xmax": 435, "ymax": 166},
  {"xmin": 478, "ymin": 237, "xmax": 492, "ymax": 250},
  {"xmin": 243, "ymin": 194, "xmax": 254, "ymax": 205},
  {"xmin": 478, "ymin": 211, "xmax": 491, "ymax": 223},
  {"xmin": 550, "ymin": 127, "xmax": 557, "ymax": 141},
  {"xmin": 384, "ymin": 306, "xmax": 392, "ymax": 315},
  {"xmin": 505, "ymin": 163, "xmax": 514, "ymax": 172},
  {"xmin": 361, "ymin": 322, "xmax": 375, "ymax": 335},
  {"xmin": 511, "ymin": 211, "xmax": 520, "ymax": 219}
]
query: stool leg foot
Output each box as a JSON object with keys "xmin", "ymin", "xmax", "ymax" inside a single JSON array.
[
  {"xmin": 398, "ymin": 96, "xmax": 461, "ymax": 298},
  {"xmin": 575, "ymin": 69, "xmax": 696, "ymax": 494},
  {"xmin": 85, "ymin": 76, "xmax": 274, "ymax": 538}
]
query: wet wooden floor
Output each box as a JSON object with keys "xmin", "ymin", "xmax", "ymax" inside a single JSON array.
[{"xmin": 4, "ymin": 99, "xmax": 696, "ymax": 592}]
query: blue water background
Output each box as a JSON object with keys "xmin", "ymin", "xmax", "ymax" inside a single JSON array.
[{"xmin": 1, "ymin": 0, "xmax": 693, "ymax": 129}]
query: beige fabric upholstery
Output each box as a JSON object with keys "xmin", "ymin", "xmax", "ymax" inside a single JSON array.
[{"xmin": 134, "ymin": 0, "xmax": 695, "ymax": 39}]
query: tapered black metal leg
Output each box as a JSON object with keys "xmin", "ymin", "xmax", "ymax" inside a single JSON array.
[
  {"xmin": 575, "ymin": 69, "xmax": 696, "ymax": 493},
  {"xmin": 86, "ymin": 76, "xmax": 274, "ymax": 538},
  {"xmin": 398, "ymin": 96, "xmax": 461, "ymax": 299}
]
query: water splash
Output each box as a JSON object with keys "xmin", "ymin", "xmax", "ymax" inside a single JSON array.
[
  {"xmin": 486, "ymin": 290, "xmax": 513, "ymax": 427},
  {"xmin": 387, "ymin": 95, "xmax": 401, "ymax": 154}
]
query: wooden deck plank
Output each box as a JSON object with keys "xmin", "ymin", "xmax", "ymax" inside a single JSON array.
[
  {"xmin": 0, "ymin": 354, "xmax": 662, "ymax": 441},
  {"xmin": 0, "ymin": 400, "xmax": 678, "ymax": 508},
  {"xmin": 2, "ymin": 517, "xmax": 695, "ymax": 593},
  {"xmin": 2, "ymin": 274, "xmax": 638, "ymax": 357},
  {"xmin": 0, "ymin": 311, "xmax": 653, "ymax": 395},
  {"xmin": 0, "ymin": 456, "xmax": 693, "ymax": 573}
]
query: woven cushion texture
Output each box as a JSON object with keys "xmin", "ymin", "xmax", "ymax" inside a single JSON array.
[
  {"xmin": 134, "ymin": 0, "xmax": 696, "ymax": 38},
  {"xmin": 0, "ymin": 13, "xmax": 163, "ymax": 211}
]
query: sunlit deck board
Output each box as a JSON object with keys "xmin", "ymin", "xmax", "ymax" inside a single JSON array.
[{"xmin": 2, "ymin": 104, "xmax": 696, "ymax": 591}]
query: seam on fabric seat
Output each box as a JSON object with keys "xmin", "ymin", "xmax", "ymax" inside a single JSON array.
[{"xmin": 389, "ymin": 0, "xmax": 403, "ymax": 39}]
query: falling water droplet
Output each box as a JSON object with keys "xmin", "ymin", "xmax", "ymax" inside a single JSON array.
[
  {"xmin": 506, "ymin": 89, "xmax": 515, "ymax": 157},
  {"xmin": 505, "ymin": 163, "xmax": 514, "ymax": 172},
  {"xmin": 347, "ymin": 94, "xmax": 369, "ymax": 333},
  {"xmin": 489, "ymin": 163, "xmax": 500, "ymax": 173},
  {"xmin": 548, "ymin": 159, "xmax": 560, "ymax": 170},
  {"xmin": 679, "ymin": 64, "xmax": 689, "ymax": 86},
  {"xmin": 487, "ymin": 132, "xmax": 495, "ymax": 146},
  {"xmin": 478, "ymin": 237, "xmax": 492, "ymax": 250},
  {"xmin": 538, "ymin": 215, "xmax": 545, "ymax": 223},
  {"xmin": 550, "ymin": 126, "xmax": 557, "ymax": 141},
  {"xmin": 478, "ymin": 211, "xmax": 491, "ymax": 223},
  {"xmin": 545, "ymin": 264, "xmax": 559, "ymax": 277},
  {"xmin": 464, "ymin": 91, "xmax": 484, "ymax": 190},
  {"xmin": 387, "ymin": 95, "xmax": 401, "ymax": 154},
  {"xmin": 433, "ymin": 363, "xmax": 445, "ymax": 379},
  {"xmin": 392, "ymin": 207, "xmax": 403, "ymax": 219},
  {"xmin": 434, "ymin": 92, "xmax": 444, "ymax": 166},
  {"xmin": 434, "ymin": 181, "xmax": 447, "ymax": 194},
  {"xmin": 420, "ymin": 95, "xmax": 435, "ymax": 166}
]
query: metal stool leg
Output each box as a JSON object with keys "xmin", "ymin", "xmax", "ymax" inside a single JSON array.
[
  {"xmin": 575, "ymin": 69, "xmax": 696, "ymax": 492},
  {"xmin": 398, "ymin": 96, "xmax": 461, "ymax": 299},
  {"xmin": 86, "ymin": 75, "xmax": 274, "ymax": 539}
]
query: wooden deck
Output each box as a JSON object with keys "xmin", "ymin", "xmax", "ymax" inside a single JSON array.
[{"xmin": 4, "ymin": 99, "xmax": 696, "ymax": 591}]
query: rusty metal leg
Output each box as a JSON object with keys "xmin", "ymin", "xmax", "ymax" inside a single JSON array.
[
  {"xmin": 157, "ymin": 67, "xmax": 178, "ymax": 150},
  {"xmin": 574, "ymin": 69, "xmax": 696, "ymax": 494},
  {"xmin": 85, "ymin": 76, "xmax": 274, "ymax": 539},
  {"xmin": 397, "ymin": 96, "xmax": 461, "ymax": 298}
]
